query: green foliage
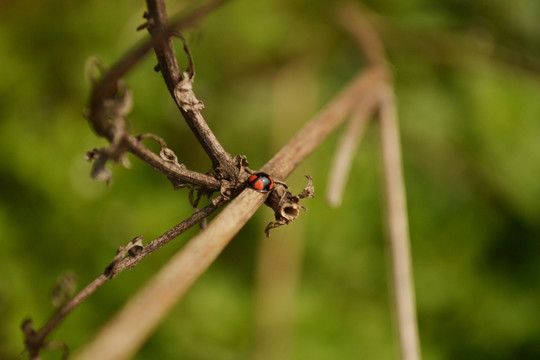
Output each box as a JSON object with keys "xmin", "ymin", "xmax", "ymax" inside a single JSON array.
[{"xmin": 0, "ymin": 0, "xmax": 539, "ymax": 359}]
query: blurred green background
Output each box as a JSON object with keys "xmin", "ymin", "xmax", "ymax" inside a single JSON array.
[{"xmin": 1, "ymin": 0, "xmax": 539, "ymax": 359}]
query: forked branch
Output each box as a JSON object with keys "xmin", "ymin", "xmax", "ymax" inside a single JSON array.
[
  {"xmin": 75, "ymin": 67, "xmax": 387, "ymax": 360},
  {"xmin": 22, "ymin": 2, "xmax": 418, "ymax": 360},
  {"xmin": 144, "ymin": 0, "xmax": 238, "ymax": 177}
]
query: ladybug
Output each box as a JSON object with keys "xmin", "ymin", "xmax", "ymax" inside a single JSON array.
[{"xmin": 247, "ymin": 172, "xmax": 274, "ymax": 193}]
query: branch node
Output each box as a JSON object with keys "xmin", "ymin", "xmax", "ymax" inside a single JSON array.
[
  {"xmin": 22, "ymin": 318, "xmax": 69, "ymax": 360},
  {"xmin": 173, "ymin": 72, "xmax": 204, "ymax": 112},
  {"xmin": 85, "ymin": 124, "xmax": 131, "ymax": 184},
  {"xmin": 22, "ymin": 318, "xmax": 41, "ymax": 358},
  {"xmin": 160, "ymin": 147, "xmax": 178, "ymax": 163},
  {"xmin": 137, "ymin": 132, "xmax": 184, "ymax": 168},
  {"xmin": 215, "ymin": 154, "xmax": 252, "ymax": 199},
  {"xmin": 105, "ymin": 236, "xmax": 144, "ymax": 278}
]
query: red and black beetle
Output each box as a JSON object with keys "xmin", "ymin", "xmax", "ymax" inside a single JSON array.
[{"xmin": 247, "ymin": 172, "xmax": 274, "ymax": 193}]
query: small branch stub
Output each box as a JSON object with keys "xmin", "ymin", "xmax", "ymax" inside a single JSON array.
[
  {"xmin": 105, "ymin": 236, "xmax": 144, "ymax": 278},
  {"xmin": 22, "ymin": 319, "xmax": 69, "ymax": 360}
]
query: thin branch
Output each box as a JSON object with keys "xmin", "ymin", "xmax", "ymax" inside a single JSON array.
[
  {"xmin": 74, "ymin": 68, "xmax": 387, "ymax": 360},
  {"xmin": 88, "ymin": 0, "xmax": 229, "ymax": 139},
  {"xmin": 108, "ymin": 195, "xmax": 228, "ymax": 275},
  {"xmin": 86, "ymin": 0, "xmax": 229, "ymax": 191},
  {"xmin": 125, "ymin": 134, "xmax": 220, "ymax": 190},
  {"xmin": 145, "ymin": 0, "xmax": 237, "ymax": 177},
  {"xmin": 24, "ymin": 196, "xmax": 227, "ymax": 359}
]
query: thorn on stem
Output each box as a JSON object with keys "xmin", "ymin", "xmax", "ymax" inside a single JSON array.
[{"xmin": 136, "ymin": 22, "xmax": 148, "ymax": 31}]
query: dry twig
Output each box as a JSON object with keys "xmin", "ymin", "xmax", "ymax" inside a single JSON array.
[
  {"xmin": 23, "ymin": 0, "xmax": 320, "ymax": 357},
  {"xmin": 143, "ymin": 0, "xmax": 237, "ymax": 177},
  {"xmin": 23, "ymin": 1, "xmax": 419, "ymax": 360},
  {"xmin": 23, "ymin": 1, "xmax": 232, "ymax": 358},
  {"xmin": 22, "ymin": 196, "xmax": 226, "ymax": 360},
  {"xmin": 75, "ymin": 67, "xmax": 387, "ymax": 360}
]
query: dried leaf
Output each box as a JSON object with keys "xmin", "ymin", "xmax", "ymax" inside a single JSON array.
[
  {"xmin": 105, "ymin": 235, "xmax": 144, "ymax": 278},
  {"xmin": 51, "ymin": 272, "xmax": 78, "ymax": 308},
  {"xmin": 174, "ymin": 72, "xmax": 204, "ymax": 112},
  {"xmin": 90, "ymin": 154, "xmax": 112, "ymax": 183}
]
